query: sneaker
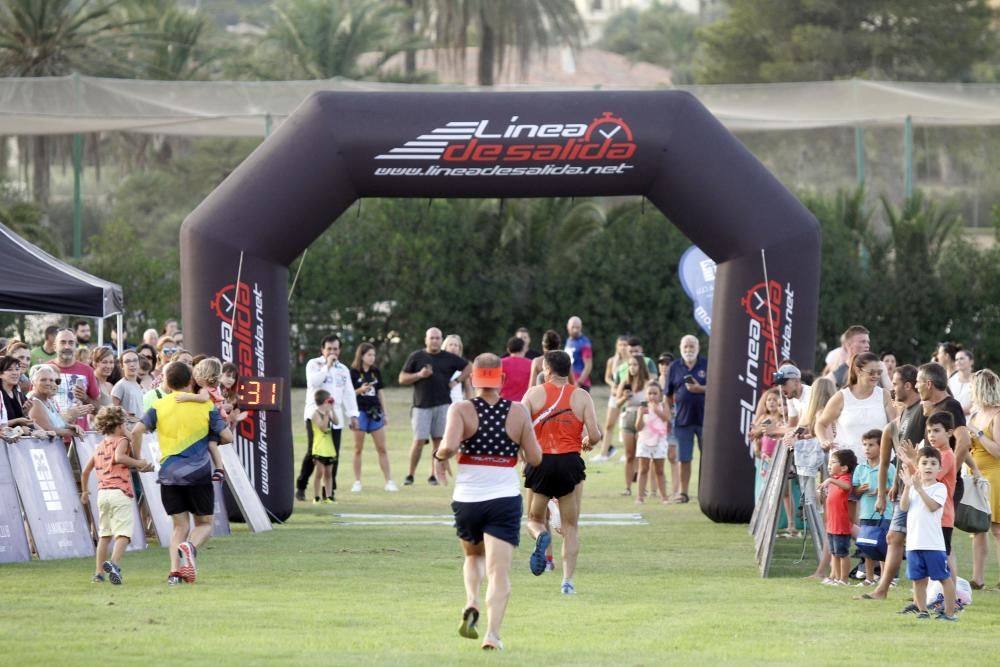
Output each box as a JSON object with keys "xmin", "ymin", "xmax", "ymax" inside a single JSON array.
[
  {"xmin": 458, "ymin": 607, "xmax": 479, "ymax": 639},
  {"xmin": 545, "ymin": 557, "xmax": 556, "ymax": 573},
  {"xmin": 295, "ymin": 489, "xmax": 306, "ymax": 501},
  {"xmin": 607, "ymin": 446, "xmax": 617, "ymax": 459},
  {"xmin": 428, "ymin": 475, "xmax": 439, "ymax": 486},
  {"xmin": 403, "ymin": 475, "xmax": 414, "ymax": 486},
  {"xmin": 935, "ymin": 613, "xmax": 959, "ymax": 622},
  {"xmin": 384, "ymin": 480, "xmax": 399, "ymax": 492},
  {"xmin": 351, "ymin": 481, "xmax": 362, "ymax": 493},
  {"xmin": 313, "ymin": 498, "xmax": 321, "ymax": 504},
  {"xmin": 91, "ymin": 573, "xmax": 105, "ymax": 583},
  {"xmin": 820, "ymin": 577, "xmax": 837, "ymax": 586},
  {"xmin": 178, "ymin": 541, "xmax": 197, "ymax": 583},
  {"xmin": 529, "ymin": 532, "xmax": 551, "ymax": 576},
  {"xmin": 561, "ymin": 582, "xmax": 576, "ymax": 595},
  {"xmin": 589, "ymin": 453, "xmax": 608, "ymax": 462},
  {"xmin": 103, "ymin": 560, "xmax": 122, "ymax": 585},
  {"xmin": 167, "ymin": 572, "xmax": 183, "ymax": 586},
  {"xmin": 897, "ymin": 603, "xmax": 920, "ymax": 615},
  {"xmin": 915, "ymin": 611, "xmax": 931, "ymax": 620},
  {"xmin": 323, "ymin": 497, "xmax": 335, "ymax": 504}
]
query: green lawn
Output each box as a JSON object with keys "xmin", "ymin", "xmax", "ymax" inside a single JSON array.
[{"xmin": 2, "ymin": 387, "xmax": 998, "ymax": 665}]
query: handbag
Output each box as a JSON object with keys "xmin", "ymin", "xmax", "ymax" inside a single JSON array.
[
  {"xmin": 954, "ymin": 475, "xmax": 992, "ymax": 534},
  {"xmin": 856, "ymin": 514, "xmax": 888, "ymax": 561}
]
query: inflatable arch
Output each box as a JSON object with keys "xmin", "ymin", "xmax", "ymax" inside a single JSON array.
[{"xmin": 180, "ymin": 91, "xmax": 820, "ymax": 523}]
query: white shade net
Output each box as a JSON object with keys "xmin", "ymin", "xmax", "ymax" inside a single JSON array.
[{"xmin": 4, "ymin": 76, "xmax": 1000, "ymax": 136}]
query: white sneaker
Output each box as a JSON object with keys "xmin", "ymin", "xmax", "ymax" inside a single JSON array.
[
  {"xmin": 350, "ymin": 481, "xmax": 362, "ymax": 493},
  {"xmin": 384, "ymin": 480, "xmax": 399, "ymax": 492},
  {"xmin": 589, "ymin": 453, "xmax": 608, "ymax": 462}
]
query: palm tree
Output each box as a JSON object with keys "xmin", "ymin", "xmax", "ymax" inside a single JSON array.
[
  {"xmin": 415, "ymin": 0, "xmax": 585, "ymax": 86},
  {"xmin": 0, "ymin": 0, "xmax": 139, "ymax": 207},
  {"xmin": 263, "ymin": 0, "xmax": 413, "ymax": 80}
]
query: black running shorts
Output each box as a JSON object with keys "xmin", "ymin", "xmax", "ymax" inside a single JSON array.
[
  {"xmin": 524, "ymin": 452, "xmax": 586, "ymax": 499},
  {"xmin": 161, "ymin": 483, "xmax": 215, "ymax": 517}
]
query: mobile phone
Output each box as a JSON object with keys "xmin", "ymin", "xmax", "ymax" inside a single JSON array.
[
  {"xmin": 683, "ymin": 374, "xmax": 695, "ymax": 383},
  {"xmin": 794, "ymin": 426, "xmax": 806, "ymax": 437},
  {"xmin": 640, "ymin": 401, "xmax": 649, "ymax": 408}
]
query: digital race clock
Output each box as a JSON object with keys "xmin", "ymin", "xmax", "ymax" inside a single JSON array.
[{"xmin": 237, "ymin": 377, "xmax": 285, "ymax": 411}]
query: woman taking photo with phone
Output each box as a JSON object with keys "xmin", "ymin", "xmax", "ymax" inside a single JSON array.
[{"xmin": 349, "ymin": 343, "xmax": 397, "ymax": 493}]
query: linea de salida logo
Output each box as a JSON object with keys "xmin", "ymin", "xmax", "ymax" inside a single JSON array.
[{"xmin": 374, "ymin": 112, "xmax": 637, "ymax": 177}]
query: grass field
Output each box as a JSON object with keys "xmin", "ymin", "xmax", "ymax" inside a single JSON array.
[{"xmin": 2, "ymin": 387, "xmax": 999, "ymax": 665}]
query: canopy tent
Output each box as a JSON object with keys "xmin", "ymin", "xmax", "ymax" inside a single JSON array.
[
  {"xmin": 3, "ymin": 76, "xmax": 1000, "ymax": 136},
  {"xmin": 0, "ymin": 222, "xmax": 123, "ymax": 318}
]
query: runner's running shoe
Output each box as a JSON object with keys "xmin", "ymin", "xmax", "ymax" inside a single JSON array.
[
  {"xmin": 530, "ymin": 532, "xmax": 551, "ymax": 576},
  {"xmin": 458, "ymin": 607, "xmax": 479, "ymax": 639},
  {"xmin": 178, "ymin": 541, "xmax": 197, "ymax": 583}
]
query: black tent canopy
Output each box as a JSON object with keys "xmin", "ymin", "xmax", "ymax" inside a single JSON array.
[{"xmin": 0, "ymin": 222, "xmax": 123, "ymax": 318}]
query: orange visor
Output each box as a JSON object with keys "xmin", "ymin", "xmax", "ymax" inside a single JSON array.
[{"xmin": 471, "ymin": 366, "xmax": 502, "ymax": 388}]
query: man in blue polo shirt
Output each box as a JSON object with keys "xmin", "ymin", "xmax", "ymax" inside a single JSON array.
[
  {"xmin": 665, "ymin": 334, "xmax": 707, "ymax": 503},
  {"xmin": 564, "ymin": 316, "xmax": 593, "ymax": 391}
]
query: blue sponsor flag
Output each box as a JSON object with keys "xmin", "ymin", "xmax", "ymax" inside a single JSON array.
[{"xmin": 678, "ymin": 245, "xmax": 716, "ymax": 336}]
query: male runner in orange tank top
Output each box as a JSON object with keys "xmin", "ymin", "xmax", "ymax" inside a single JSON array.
[{"xmin": 521, "ymin": 350, "xmax": 602, "ymax": 595}]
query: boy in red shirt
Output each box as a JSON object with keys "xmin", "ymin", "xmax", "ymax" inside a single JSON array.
[{"xmin": 820, "ymin": 449, "xmax": 858, "ymax": 585}]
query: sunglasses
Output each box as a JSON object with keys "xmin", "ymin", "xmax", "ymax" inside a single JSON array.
[{"xmin": 162, "ymin": 347, "xmax": 178, "ymax": 355}]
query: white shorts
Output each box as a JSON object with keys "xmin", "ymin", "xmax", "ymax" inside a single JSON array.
[{"xmin": 636, "ymin": 440, "xmax": 667, "ymax": 460}]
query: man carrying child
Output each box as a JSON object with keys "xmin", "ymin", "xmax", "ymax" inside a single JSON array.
[{"xmin": 131, "ymin": 362, "xmax": 233, "ymax": 585}]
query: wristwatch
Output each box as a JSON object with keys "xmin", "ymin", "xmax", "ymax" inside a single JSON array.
[{"xmin": 975, "ymin": 429, "xmax": 985, "ymax": 438}]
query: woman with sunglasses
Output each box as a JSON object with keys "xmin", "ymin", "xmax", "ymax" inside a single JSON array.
[
  {"xmin": 152, "ymin": 337, "xmax": 178, "ymax": 388},
  {"xmin": 816, "ymin": 351, "xmax": 896, "ymax": 463},
  {"xmin": 28, "ymin": 366, "xmax": 84, "ymax": 440}
]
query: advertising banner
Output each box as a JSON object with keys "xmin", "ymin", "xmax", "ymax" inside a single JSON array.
[
  {"xmin": 0, "ymin": 444, "xmax": 31, "ymax": 563},
  {"xmin": 8, "ymin": 438, "xmax": 94, "ymax": 560}
]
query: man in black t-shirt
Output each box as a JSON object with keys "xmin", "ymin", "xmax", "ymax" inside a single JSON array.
[{"xmin": 399, "ymin": 327, "xmax": 470, "ymax": 486}]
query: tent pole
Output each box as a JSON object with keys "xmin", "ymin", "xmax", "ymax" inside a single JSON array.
[
  {"xmin": 73, "ymin": 73, "xmax": 83, "ymax": 259},
  {"xmin": 854, "ymin": 127, "xmax": 865, "ymax": 187},
  {"xmin": 116, "ymin": 314, "xmax": 123, "ymax": 358},
  {"xmin": 96, "ymin": 317, "xmax": 103, "ymax": 347},
  {"xmin": 903, "ymin": 115, "xmax": 913, "ymax": 199}
]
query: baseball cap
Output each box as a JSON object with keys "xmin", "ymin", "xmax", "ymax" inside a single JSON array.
[
  {"xmin": 775, "ymin": 364, "xmax": 801, "ymax": 380},
  {"xmin": 658, "ymin": 352, "xmax": 673, "ymax": 364}
]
